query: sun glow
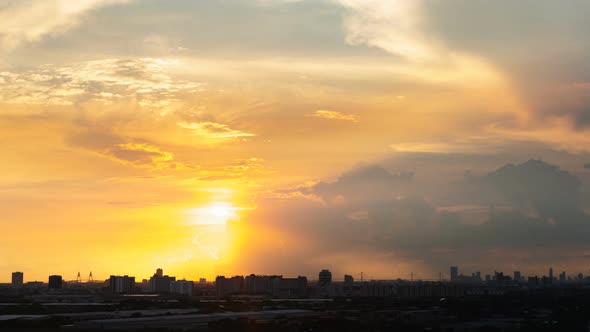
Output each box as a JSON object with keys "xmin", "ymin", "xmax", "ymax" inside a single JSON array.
[{"xmin": 188, "ymin": 203, "xmax": 239, "ymax": 226}]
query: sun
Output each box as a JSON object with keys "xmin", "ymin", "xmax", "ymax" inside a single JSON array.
[
  {"xmin": 208, "ymin": 204, "xmax": 234, "ymax": 218},
  {"xmin": 187, "ymin": 203, "xmax": 239, "ymax": 226}
]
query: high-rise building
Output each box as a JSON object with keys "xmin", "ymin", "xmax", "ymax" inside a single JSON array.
[
  {"xmin": 11, "ymin": 272, "xmax": 23, "ymax": 288},
  {"xmin": 156, "ymin": 268, "xmax": 163, "ymax": 277},
  {"xmin": 245, "ymin": 274, "xmax": 280, "ymax": 294},
  {"xmin": 149, "ymin": 274, "xmax": 176, "ymax": 293},
  {"xmin": 48, "ymin": 275, "xmax": 63, "ymax": 290},
  {"xmin": 344, "ymin": 274, "xmax": 354, "ymax": 285},
  {"xmin": 514, "ymin": 271, "xmax": 521, "ymax": 282},
  {"xmin": 450, "ymin": 266, "xmax": 458, "ymax": 281},
  {"xmin": 549, "ymin": 267, "xmax": 553, "ymax": 281},
  {"xmin": 216, "ymin": 276, "xmax": 244, "ymax": 296},
  {"xmin": 318, "ymin": 269, "xmax": 332, "ymax": 286},
  {"xmin": 170, "ymin": 280, "xmax": 194, "ymax": 296},
  {"xmin": 273, "ymin": 276, "xmax": 307, "ymax": 298},
  {"xmin": 109, "ymin": 275, "xmax": 135, "ymax": 294}
]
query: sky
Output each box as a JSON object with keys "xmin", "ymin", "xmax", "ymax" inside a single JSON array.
[{"xmin": 1, "ymin": 0, "xmax": 590, "ymax": 282}]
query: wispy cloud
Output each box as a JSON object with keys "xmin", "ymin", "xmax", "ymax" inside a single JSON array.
[
  {"xmin": 309, "ymin": 110, "xmax": 358, "ymax": 122},
  {"xmin": 0, "ymin": 0, "xmax": 131, "ymax": 50},
  {"xmin": 0, "ymin": 58, "xmax": 203, "ymax": 113},
  {"xmin": 68, "ymin": 131, "xmax": 197, "ymax": 170},
  {"xmin": 177, "ymin": 121, "xmax": 255, "ymax": 139}
]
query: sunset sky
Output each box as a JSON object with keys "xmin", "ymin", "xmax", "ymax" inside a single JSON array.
[{"xmin": 2, "ymin": 0, "xmax": 590, "ymax": 282}]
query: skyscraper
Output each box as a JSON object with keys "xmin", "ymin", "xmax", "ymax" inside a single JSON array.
[
  {"xmin": 11, "ymin": 272, "xmax": 23, "ymax": 288},
  {"xmin": 549, "ymin": 267, "xmax": 553, "ymax": 283},
  {"xmin": 450, "ymin": 266, "xmax": 458, "ymax": 281},
  {"xmin": 156, "ymin": 268, "xmax": 163, "ymax": 277},
  {"xmin": 514, "ymin": 271, "xmax": 521, "ymax": 282},
  {"xmin": 318, "ymin": 269, "xmax": 332, "ymax": 286}
]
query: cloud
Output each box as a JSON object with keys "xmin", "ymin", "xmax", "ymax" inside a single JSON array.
[
  {"xmin": 485, "ymin": 160, "xmax": 582, "ymax": 220},
  {"xmin": 309, "ymin": 110, "xmax": 358, "ymax": 122},
  {"xmin": 104, "ymin": 143, "xmax": 172, "ymax": 168},
  {"xmin": 197, "ymin": 158, "xmax": 275, "ymax": 181},
  {"xmin": 0, "ymin": 58, "xmax": 202, "ymax": 112},
  {"xmin": 0, "ymin": 0, "xmax": 131, "ymax": 50},
  {"xmin": 245, "ymin": 159, "xmax": 590, "ymax": 274},
  {"xmin": 67, "ymin": 131, "xmax": 196, "ymax": 170},
  {"xmin": 390, "ymin": 0, "xmax": 590, "ymax": 130},
  {"xmin": 177, "ymin": 121, "xmax": 255, "ymax": 139}
]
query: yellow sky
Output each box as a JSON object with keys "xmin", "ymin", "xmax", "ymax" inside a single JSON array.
[{"xmin": 1, "ymin": 0, "xmax": 590, "ymax": 281}]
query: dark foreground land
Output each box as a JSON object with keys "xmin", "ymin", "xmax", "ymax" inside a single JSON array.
[{"xmin": 2, "ymin": 289, "xmax": 590, "ymax": 331}]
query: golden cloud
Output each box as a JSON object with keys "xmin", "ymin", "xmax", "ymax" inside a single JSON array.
[
  {"xmin": 177, "ymin": 121, "xmax": 255, "ymax": 139},
  {"xmin": 310, "ymin": 110, "xmax": 358, "ymax": 122}
]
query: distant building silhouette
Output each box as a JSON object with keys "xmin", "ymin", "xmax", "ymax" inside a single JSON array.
[
  {"xmin": 216, "ymin": 276, "xmax": 244, "ymax": 296},
  {"xmin": 156, "ymin": 268, "xmax": 163, "ymax": 277},
  {"xmin": 344, "ymin": 274, "xmax": 354, "ymax": 285},
  {"xmin": 149, "ymin": 274, "xmax": 176, "ymax": 293},
  {"xmin": 11, "ymin": 272, "xmax": 23, "ymax": 288},
  {"xmin": 450, "ymin": 266, "xmax": 458, "ymax": 281},
  {"xmin": 109, "ymin": 275, "xmax": 135, "ymax": 294},
  {"xmin": 273, "ymin": 276, "xmax": 307, "ymax": 298},
  {"xmin": 170, "ymin": 280, "xmax": 194, "ymax": 296},
  {"xmin": 318, "ymin": 269, "xmax": 332, "ymax": 286},
  {"xmin": 245, "ymin": 274, "xmax": 281, "ymax": 295},
  {"xmin": 48, "ymin": 275, "xmax": 63, "ymax": 290}
]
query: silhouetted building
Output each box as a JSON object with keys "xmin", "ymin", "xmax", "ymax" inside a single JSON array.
[
  {"xmin": 216, "ymin": 276, "xmax": 244, "ymax": 296},
  {"xmin": 25, "ymin": 281, "xmax": 44, "ymax": 290},
  {"xmin": 48, "ymin": 275, "xmax": 63, "ymax": 290},
  {"xmin": 273, "ymin": 276, "xmax": 308, "ymax": 297},
  {"xmin": 199, "ymin": 278, "xmax": 207, "ymax": 285},
  {"xmin": 11, "ymin": 272, "xmax": 23, "ymax": 288},
  {"xmin": 109, "ymin": 275, "xmax": 135, "ymax": 294},
  {"xmin": 149, "ymin": 274, "xmax": 176, "ymax": 293},
  {"xmin": 559, "ymin": 271, "xmax": 566, "ymax": 283},
  {"xmin": 450, "ymin": 266, "xmax": 458, "ymax": 281},
  {"xmin": 549, "ymin": 267, "xmax": 553, "ymax": 283},
  {"xmin": 344, "ymin": 274, "xmax": 354, "ymax": 285},
  {"xmin": 156, "ymin": 268, "xmax": 163, "ymax": 277},
  {"xmin": 318, "ymin": 269, "xmax": 332, "ymax": 286},
  {"xmin": 245, "ymin": 274, "xmax": 281, "ymax": 295},
  {"xmin": 514, "ymin": 271, "xmax": 521, "ymax": 282},
  {"xmin": 170, "ymin": 280, "xmax": 194, "ymax": 296}
]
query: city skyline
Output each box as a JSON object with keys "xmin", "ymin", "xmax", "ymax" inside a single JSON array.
[
  {"xmin": 2, "ymin": 1, "xmax": 590, "ymax": 283},
  {"xmin": 3, "ymin": 264, "xmax": 588, "ymax": 285}
]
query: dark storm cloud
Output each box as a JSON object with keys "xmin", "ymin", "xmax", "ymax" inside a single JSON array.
[
  {"xmin": 251, "ymin": 158, "xmax": 590, "ymax": 270},
  {"xmin": 485, "ymin": 160, "xmax": 582, "ymax": 220},
  {"xmin": 302, "ymin": 166, "xmax": 413, "ymax": 204}
]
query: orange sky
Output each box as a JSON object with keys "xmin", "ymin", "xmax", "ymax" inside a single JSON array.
[{"xmin": 1, "ymin": 0, "xmax": 590, "ymax": 282}]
